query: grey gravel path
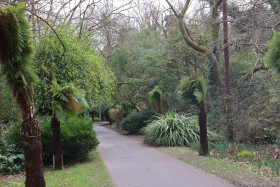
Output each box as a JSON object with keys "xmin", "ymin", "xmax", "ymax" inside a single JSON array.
[{"xmin": 94, "ymin": 124, "xmax": 236, "ymax": 187}]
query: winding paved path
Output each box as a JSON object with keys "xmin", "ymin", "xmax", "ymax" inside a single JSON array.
[{"xmin": 94, "ymin": 124, "xmax": 236, "ymax": 187}]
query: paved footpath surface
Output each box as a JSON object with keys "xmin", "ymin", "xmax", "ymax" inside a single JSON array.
[{"xmin": 95, "ymin": 124, "xmax": 236, "ymax": 187}]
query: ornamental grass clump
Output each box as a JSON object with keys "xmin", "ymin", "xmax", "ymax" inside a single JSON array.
[{"xmin": 142, "ymin": 112, "xmax": 199, "ymax": 146}]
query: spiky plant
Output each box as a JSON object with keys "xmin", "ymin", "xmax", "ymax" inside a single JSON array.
[
  {"xmin": 180, "ymin": 76, "xmax": 209, "ymax": 156},
  {"xmin": 148, "ymin": 86, "xmax": 163, "ymax": 113},
  {"xmin": 0, "ymin": 3, "xmax": 46, "ymax": 186},
  {"xmin": 143, "ymin": 113, "xmax": 199, "ymax": 146},
  {"xmin": 51, "ymin": 81, "xmax": 88, "ymax": 170},
  {"xmin": 265, "ymin": 31, "xmax": 280, "ymax": 73}
]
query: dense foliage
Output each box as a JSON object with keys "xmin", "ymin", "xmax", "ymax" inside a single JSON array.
[
  {"xmin": 5, "ymin": 116, "xmax": 99, "ymax": 167},
  {"xmin": 33, "ymin": 27, "xmax": 115, "ymax": 115},
  {"xmin": 180, "ymin": 76, "xmax": 207, "ymax": 106},
  {"xmin": 143, "ymin": 112, "xmax": 200, "ymax": 146},
  {"xmin": 120, "ymin": 109, "xmax": 157, "ymax": 134},
  {"xmin": 265, "ymin": 31, "xmax": 280, "ymax": 73}
]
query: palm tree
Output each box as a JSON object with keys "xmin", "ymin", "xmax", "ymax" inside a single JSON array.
[
  {"xmin": 148, "ymin": 86, "xmax": 163, "ymax": 114},
  {"xmin": 51, "ymin": 81, "xmax": 88, "ymax": 170},
  {"xmin": 0, "ymin": 3, "xmax": 46, "ymax": 186},
  {"xmin": 180, "ymin": 75, "xmax": 209, "ymax": 156}
]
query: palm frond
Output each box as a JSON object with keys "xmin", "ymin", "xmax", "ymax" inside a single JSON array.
[
  {"xmin": 0, "ymin": 3, "xmax": 37, "ymax": 101},
  {"xmin": 51, "ymin": 81, "xmax": 88, "ymax": 121},
  {"xmin": 148, "ymin": 85, "xmax": 162, "ymax": 105},
  {"xmin": 179, "ymin": 76, "xmax": 207, "ymax": 106}
]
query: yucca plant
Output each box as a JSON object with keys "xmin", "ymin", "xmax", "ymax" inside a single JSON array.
[
  {"xmin": 51, "ymin": 81, "xmax": 88, "ymax": 170},
  {"xmin": 143, "ymin": 112, "xmax": 199, "ymax": 146},
  {"xmin": 180, "ymin": 75, "xmax": 209, "ymax": 155},
  {"xmin": 0, "ymin": 3, "xmax": 46, "ymax": 186},
  {"xmin": 148, "ymin": 86, "xmax": 163, "ymax": 114}
]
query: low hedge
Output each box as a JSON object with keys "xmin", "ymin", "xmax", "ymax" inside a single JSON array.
[{"xmin": 120, "ymin": 109, "xmax": 157, "ymax": 134}]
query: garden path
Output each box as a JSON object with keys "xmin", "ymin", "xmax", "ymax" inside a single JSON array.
[{"xmin": 94, "ymin": 124, "xmax": 236, "ymax": 187}]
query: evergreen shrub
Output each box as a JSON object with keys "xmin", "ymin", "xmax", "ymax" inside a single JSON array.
[
  {"xmin": 120, "ymin": 109, "xmax": 157, "ymax": 134},
  {"xmin": 6, "ymin": 115, "xmax": 99, "ymax": 166}
]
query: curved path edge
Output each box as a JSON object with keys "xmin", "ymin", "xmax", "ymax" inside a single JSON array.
[{"xmin": 94, "ymin": 124, "xmax": 236, "ymax": 187}]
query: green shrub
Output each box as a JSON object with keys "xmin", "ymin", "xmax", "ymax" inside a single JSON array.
[
  {"xmin": 0, "ymin": 144, "xmax": 25, "ymax": 176},
  {"xmin": 0, "ymin": 123, "xmax": 25, "ymax": 176},
  {"xmin": 238, "ymin": 150, "xmax": 255, "ymax": 158},
  {"xmin": 7, "ymin": 115, "xmax": 99, "ymax": 166},
  {"xmin": 121, "ymin": 109, "xmax": 157, "ymax": 134},
  {"xmin": 143, "ymin": 112, "xmax": 200, "ymax": 146}
]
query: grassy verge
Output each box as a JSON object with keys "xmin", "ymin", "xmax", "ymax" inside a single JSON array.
[
  {"xmin": 158, "ymin": 147, "xmax": 279, "ymax": 187},
  {"xmin": 0, "ymin": 150, "xmax": 112, "ymax": 187}
]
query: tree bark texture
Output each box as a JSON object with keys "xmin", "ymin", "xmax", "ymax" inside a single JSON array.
[
  {"xmin": 21, "ymin": 115, "xmax": 46, "ymax": 187},
  {"xmin": 16, "ymin": 89, "xmax": 45, "ymax": 187},
  {"xmin": 51, "ymin": 115, "xmax": 63, "ymax": 170},
  {"xmin": 222, "ymin": 0, "xmax": 234, "ymax": 142},
  {"xmin": 198, "ymin": 106, "xmax": 209, "ymax": 156}
]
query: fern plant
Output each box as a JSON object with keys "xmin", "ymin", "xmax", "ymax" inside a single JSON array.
[
  {"xmin": 51, "ymin": 81, "xmax": 88, "ymax": 170},
  {"xmin": 180, "ymin": 75, "xmax": 209, "ymax": 155},
  {"xmin": 148, "ymin": 86, "xmax": 163, "ymax": 113},
  {"xmin": 0, "ymin": 3, "xmax": 45, "ymax": 185}
]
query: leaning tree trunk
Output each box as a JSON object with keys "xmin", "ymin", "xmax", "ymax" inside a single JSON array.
[
  {"xmin": 51, "ymin": 115, "xmax": 63, "ymax": 170},
  {"xmin": 21, "ymin": 112, "xmax": 45, "ymax": 186},
  {"xmin": 198, "ymin": 106, "xmax": 209, "ymax": 156}
]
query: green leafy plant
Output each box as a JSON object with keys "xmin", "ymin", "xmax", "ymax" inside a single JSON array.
[
  {"xmin": 143, "ymin": 112, "xmax": 200, "ymax": 146},
  {"xmin": 7, "ymin": 116, "xmax": 99, "ymax": 165},
  {"xmin": 121, "ymin": 101, "xmax": 136, "ymax": 116},
  {"xmin": 121, "ymin": 108, "xmax": 156, "ymax": 134},
  {"xmin": 180, "ymin": 75, "xmax": 209, "ymax": 155},
  {"xmin": 51, "ymin": 81, "xmax": 88, "ymax": 170},
  {"xmin": 0, "ymin": 144, "xmax": 25, "ymax": 176},
  {"xmin": 0, "ymin": 3, "xmax": 45, "ymax": 185},
  {"xmin": 265, "ymin": 31, "xmax": 280, "ymax": 72},
  {"xmin": 238, "ymin": 150, "xmax": 255, "ymax": 158},
  {"xmin": 148, "ymin": 86, "xmax": 163, "ymax": 113}
]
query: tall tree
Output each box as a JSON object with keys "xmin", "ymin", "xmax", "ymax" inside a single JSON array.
[
  {"xmin": 222, "ymin": 0, "xmax": 233, "ymax": 141},
  {"xmin": 0, "ymin": 3, "xmax": 45, "ymax": 186},
  {"xmin": 165, "ymin": 0, "xmax": 224, "ymax": 88}
]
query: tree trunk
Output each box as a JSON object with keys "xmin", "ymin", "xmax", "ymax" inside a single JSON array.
[
  {"xmin": 157, "ymin": 102, "xmax": 163, "ymax": 114},
  {"xmin": 21, "ymin": 114, "xmax": 46, "ymax": 187},
  {"xmin": 198, "ymin": 106, "xmax": 208, "ymax": 156},
  {"xmin": 222, "ymin": 0, "xmax": 234, "ymax": 142},
  {"xmin": 89, "ymin": 110, "xmax": 94, "ymax": 122},
  {"xmin": 51, "ymin": 115, "xmax": 63, "ymax": 170}
]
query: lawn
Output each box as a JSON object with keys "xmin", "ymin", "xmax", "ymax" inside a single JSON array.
[
  {"xmin": 159, "ymin": 147, "xmax": 280, "ymax": 187},
  {"xmin": 0, "ymin": 150, "xmax": 112, "ymax": 187}
]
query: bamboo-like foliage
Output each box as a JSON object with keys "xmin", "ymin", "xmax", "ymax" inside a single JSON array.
[
  {"xmin": 51, "ymin": 81, "xmax": 88, "ymax": 120},
  {"xmin": 265, "ymin": 31, "xmax": 280, "ymax": 73},
  {"xmin": 0, "ymin": 3, "xmax": 37, "ymax": 103},
  {"xmin": 179, "ymin": 76, "xmax": 207, "ymax": 106}
]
